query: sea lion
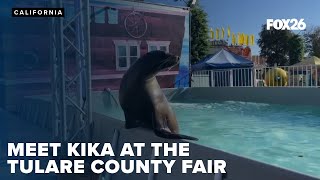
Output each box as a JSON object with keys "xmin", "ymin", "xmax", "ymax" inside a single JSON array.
[{"xmin": 119, "ymin": 50, "xmax": 198, "ymax": 141}]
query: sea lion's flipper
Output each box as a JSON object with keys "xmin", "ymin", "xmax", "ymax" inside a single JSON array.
[
  {"xmin": 154, "ymin": 128, "xmax": 198, "ymax": 141},
  {"xmin": 153, "ymin": 104, "xmax": 179, "ymax": 134},
  {"xmin": 165, "ymin": 107, "xmax": 179, "ymax": 133}
]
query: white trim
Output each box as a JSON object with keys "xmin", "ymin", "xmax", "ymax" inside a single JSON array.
[
  {"xmin": 146, "ymin": 41, "xmax": 171, "ymax": 46},
  {"xmin": 113, "ymin": 40, "xmax": 141, "ymax": 46},
  {"xmin": 146, "ymin": 41, "xmax": 171, "ymax": 53},
  {"xmin": 113, "ymin": 40, "xmax": 141, "ymax": 71}
]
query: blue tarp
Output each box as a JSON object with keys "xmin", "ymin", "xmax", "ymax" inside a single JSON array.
[{"xmin": 192, "ymin": 48, "xmax": 254, "ymax": 71}]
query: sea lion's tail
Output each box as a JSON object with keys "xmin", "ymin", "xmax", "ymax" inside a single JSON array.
[{"xmin": 154, "ymin": 129, "xmax": 198, "ymax": 141}]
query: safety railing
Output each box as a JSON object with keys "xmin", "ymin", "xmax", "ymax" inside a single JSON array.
[{"xmin": 191, "ymin": 65, "xmax": 319, "ymax": 88}]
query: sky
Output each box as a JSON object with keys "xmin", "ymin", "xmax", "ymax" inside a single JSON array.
[{"xmin": 146, "ymin": 0, "xmax": 320, "ymax": 55}]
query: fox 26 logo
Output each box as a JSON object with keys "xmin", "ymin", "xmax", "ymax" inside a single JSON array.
[{"xmin": 266, "ymin": 19, "xmax": 306, "ymax": 30}]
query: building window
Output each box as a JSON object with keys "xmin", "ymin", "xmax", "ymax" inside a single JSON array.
[
  {"xmin": 147, "ymin": 41, "xmax": 171, "ymax": 53},
  {"xmin": 114, "ymin": 40, "xmax": 141, "ymax": 70}
]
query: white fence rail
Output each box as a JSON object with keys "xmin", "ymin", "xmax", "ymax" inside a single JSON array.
[{"xmin": 191, "ymin": 65, "xmax": 319, "ymax": 88}]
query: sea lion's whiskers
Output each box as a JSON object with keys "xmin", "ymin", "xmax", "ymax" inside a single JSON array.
[
  {"xmin": 166, "ymin": 66, "xmax": 174, "ymax": 71},
  {"xmin": 158, "ymin": 58, "xmax": 170, "ymax": 68},
  {"xmin": 160, "ymin": 58, "xmax": 176, "ymax": 72}
]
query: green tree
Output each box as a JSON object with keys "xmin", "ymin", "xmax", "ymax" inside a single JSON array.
[
  {"xmin": 189, "ymin": 3, "xmax": 209, "ymax": 64},
  {"xmin": 176, "ymin": 0, "xmax": 210, "ymax": 64},
  {"xmin": 304, "ymin": 27, "xmax": 320, "ymax": 57},
  {"xmin": 257, "ymin": 24, "xmax": 304, "ymax": 66},
  {"xmin": 288, "ymin": 34, "xmax": 304, "ymax": 65}
]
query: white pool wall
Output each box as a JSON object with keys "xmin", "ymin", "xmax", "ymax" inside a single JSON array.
[{"xmin": 169, "ymin": 87, "xmax": 320, "ymax": 106}]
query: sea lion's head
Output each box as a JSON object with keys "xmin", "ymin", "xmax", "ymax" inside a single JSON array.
[{"xmin": 137, "ymin": 50, "xmax": 180, "ymax": 77}]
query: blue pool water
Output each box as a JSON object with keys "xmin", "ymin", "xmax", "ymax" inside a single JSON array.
[{"xmin": 93, "ymin": 94, "xmax": 320, "ymax": 178}]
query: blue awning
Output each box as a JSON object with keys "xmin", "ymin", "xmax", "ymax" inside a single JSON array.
[{"xmin": 192, "ymin": 48, "xmax": 254, "ymax": 71}]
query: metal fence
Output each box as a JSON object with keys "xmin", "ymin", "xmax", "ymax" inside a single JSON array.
[{"xmin": 191, "ymin": 65, "xmax": 319, "ymax": 88}]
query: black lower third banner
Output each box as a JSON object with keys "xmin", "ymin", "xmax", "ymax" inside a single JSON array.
[{"xmin": 12, "ymin": 8, "xmax": 64, "ymax": 17}]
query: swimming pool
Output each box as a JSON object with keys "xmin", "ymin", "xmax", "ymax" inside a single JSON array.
[{"xmin": 93, "ymin": 93, "xmax": 320, "ymax": 178}]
